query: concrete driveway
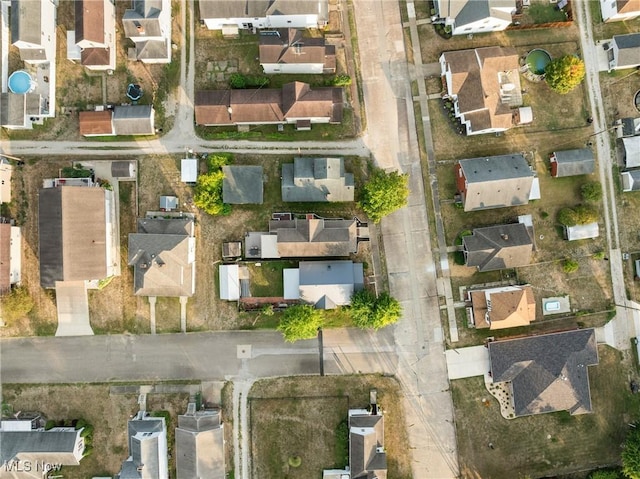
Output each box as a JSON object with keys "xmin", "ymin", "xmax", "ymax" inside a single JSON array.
[
  {"xmin": 445, "ymin": 345, "xmax": 490, "ymax": 380},
  {"xmin": 54, "ymin": 281, "xmax": 94, "ymax": 336}
]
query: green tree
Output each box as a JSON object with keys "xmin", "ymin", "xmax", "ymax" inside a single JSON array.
[
  {"xmin": 590, "ymin": 469, "xmax": 621, "ymax": 479},
  {"xmin": 194, "ymin": 170, "xmax": 229, "ymax": 216},
  {"xmin": 563, "ymin": 258, "xmax": 579, "ymax": 273},
  {"xmin": 581, "ymin": 181, "xmax": 603, "ymax": 202},
  {"xmin": 545, "ymin": 55, "xmax": 586, "ymax": 94},
  {"xmin": 350, "ymin": 290, "xmax": 402, "ymax": 330},
  {"xmin": 0, "ymin": 286, "xmax": 34, "ymax": 326},
  {"xmin": 557, "ymin": 205, "xmax": 599, "ymax": 226},
  {"xmin": 360, "ymin": 168, "xmax": 409, "ymax": 223},
  {"xmin": 623, "ymin": 426, "xmax": 640, "ymax": 479},
  {"xmin": 277, "ymin": 305, "xmax": 324, "ymax": 342}
]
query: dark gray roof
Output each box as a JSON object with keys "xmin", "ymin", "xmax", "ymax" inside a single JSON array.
[
  {"xmin": 459, "ymin": 154, "xmax": 534, "ymax": 211},
  {"xmin": 614, "ymin": 33, "xmax": 640, "ymax": 67},
  {"xmin": 349, "ymin": 412, "xmax": 386, "ymax": 479},
  {"xmin": 113, "ymin": 105, "xmax": 155, "ymax": 135},
  {"xmin": 123, "ymin": 0, "xmax": 163, "ymax": 38},
  {"xmin": 1, "ymin": 429, "xmax": 81, "ymax": 464},
  {"xmin": 463, "ymin": 223, "xmax": 533, "ymax": 272},
  {"xmin": 176, "ymin": 409, "xmax": 224, "ymax": 479},
  {"xmin": 221, "ymin": 165, "xmax": 264, "ymax": 204},
  {"xmin": 11, "ymin": 0, "xmax": 41, "ymax": 46},
  {"xmin": 199, "ymin": 0, "xmax": 328, "ymax": 21},
  {"xmin": 489, "ymin": 329, "xmax": 598, "ymax": 417},
  {"xmin": 120, "ymin": 415, "xmax": 166, "ymax": 479},
  {"xmin": 622, "ymin": 170, "xmax": 640, "ymax": 191},
  {"xmin": 112, "ymin": 161, "xmax": 136, "ymax": 178},
  {"xmin": 281, "ymin": 157, "xmax": 354, "ymax": 202},
  {"xmin": 551, "ymin": 149, "xmax": 596, "ymax": 177},
  {"xmin": 0, "ymin": 93, "xmax": 25, "ymax": 127},
  {"xmin": 38, "ymin": 187, "xmax": 109, "ymax": 288},
  {"xmin": 455, "ymin": 0, "xmax": 490, "ymax": 26},
  {"xmin": 270, "ymin": 217, "xmax": 358, "ymax": 257}
]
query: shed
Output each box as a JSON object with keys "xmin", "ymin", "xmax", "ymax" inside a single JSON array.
[
  {"xmin": 222, "ymin": 241, "xmax": 242, "ymax": 259},
  {"xmin": 550, "ymin": 149, "xmax": 596, "ymax": 177},
  {"xmin": 564, "ymin": 222, "xmax": 599, "ymax": 241},
  {"xmin": 623, "ymin": 137, "xmax": 640, "ymax": 167},
  {"xmin": 181, "ymin": 158, "xmax": 198, "ymax": 183},
  {"xmin": 219, "ymin": 264, "xmax": 240, "ymax": 301},
  {"xmin": 160, "ymin": 196, "xmax": 178, "ymax": 211},
  {"xmin": 111, "ymin": 161, "xmax": 136, "ymax": 179},
  {"xmin": 0, "ymin": 158, "xmax": 13, "ymax": 204},
  {"xmin": 283, "ymin": 268, "xmax": 300, "ymax": 300},
  {"xmin": 622, "ymin": 170, "xmax": 640, "ymax": 192}
]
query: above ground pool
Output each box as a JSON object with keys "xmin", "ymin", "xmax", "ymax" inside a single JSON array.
[
  {"xmin": 635, "ymin": 90, "xmax": 640, "ymax": 113},
  {"xmin": 8, "ymin": 70, "xmax": 33, "ymax": 94},
  {"xmin": 526, "ymin": 49, "xmax": 552, "ymax": 75}
]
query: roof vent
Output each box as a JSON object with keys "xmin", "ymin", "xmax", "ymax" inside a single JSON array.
[{"xmin": 501, "ymin": 234, "xmax": 509, "ymax": 241}]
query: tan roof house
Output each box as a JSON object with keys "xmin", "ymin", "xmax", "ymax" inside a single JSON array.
[
  {"xmin": 195, "ymin": 82, "xmax": 343, "ymax": 127},
  {"xmin": 463, "ymin": 223, "xmax": 533, "ymax": 272},
  {"xmin": 260, "ymin": 29, "xmax": 336, "ymax": 74},
  {"xmin": 71, "ymin": 0, "xmax": 116, "ymax": 70},
  {"xmin": 433, "ymin": 0, "xmax": 515, "ymax": 35},
  {"xmin": 440, "ymin": 47, "xmax": 528, "ymax": 135},
  {"xmin": 282, "ymin": 157, "xmax": 354, "ymax": 202},
  {"xmin": 600, "ymin": 0, "xmax": 640, "ymax": 22},
  {"xmin": 468, "ymin": 285, "xmax": 535, "ymax": 329},
  {"xmin": 122, "ymin": 0, "xmax": 171, "ymax": 63},
  {"xmin": 128, "ymin": 218, "xmax": 196, "ymax": 297}
]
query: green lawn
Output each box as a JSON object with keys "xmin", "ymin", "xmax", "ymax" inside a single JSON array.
[
  {"xmin": 453, "ymin": 346, "xmax": 640, "ymax": 478},
  {"xmin": 247, "ymin": 261, "xmax": 296, "ymax": 297},
  {"xmin": 527, "ymin": 1, "xmax": 569, "ymax": 23}
]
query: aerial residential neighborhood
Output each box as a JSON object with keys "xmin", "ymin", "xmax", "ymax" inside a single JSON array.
[{"xmin": 0, "ymin": 0, "xmax": 640, "ymax": 478}]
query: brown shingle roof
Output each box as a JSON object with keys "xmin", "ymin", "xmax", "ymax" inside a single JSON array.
[
  {"xmin": 618, "ymin": 0, "xmax": 640, "ymax": 14},
  {"xmin": 259, "ymin": 29, "xmax": 335, "ymax": 68},
  {"xmin": 75, "ymin": 0, "xmax": 105, "ymax": 44},
  {"xmin": 269, "ymin": 218, "xmax": 357, "ymax": 257},
  {"xmin": 79, "ymin": 110, "xmax": 113, "ymax": 136},
  {"xmin": 471, "ymin": 286, "xmax": 535, "ymax": 329},
  {"xmin": 81, "ymin": 47, "xmax": 110, "ymax": 66}
]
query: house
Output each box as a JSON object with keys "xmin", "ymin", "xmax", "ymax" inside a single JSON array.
[
  {"xmin": 600, "ymin": 0, "xmax": 640, "ymax": 22},
  {"xmin": 38, "ymin": 185, "xmax": 117, "ymax": 288},
  {"xmin": 467, "ymin": 285, "xmax": 535, "ymax": 329},
  {"xmin": 260, "ymin": 29, "xmax": 336, "ymax": 74},
  {"xmin": 69, "ymin": 0, "xmax": 116, "ymax": 71},
  {"xmin": 0, "ymin": 158, "xmax": 12, "ymax": 203},
  {"xmin": 282, "ymin": 157, "xmax": 355, "ymax": 202},
  {"xmin": 432, "ymin": 0, "xmax": 515, "ymax": 35},
  {"xmin": 463, "ymin": 223, "xmax": 534, "ymax": 272},
  {"xmin": 564, "ymin": 222, "xmax": 599, "ymax": 241},
  {"xmin": 181, "ymin": 158, "xmax": 198, "ymax": 183},
  {"xmin": 622, "ymin": 170, "xmax": 640, "ymax": 191},
  {"xmin": 175, "ymin": 404, "xmax": 225, "ymax": 479},
  {"xmin": 79, "ymin": 110, "xmax": 114, "ymax": 136},
  {"xmin": 550, "ymin": 149, "xmax": 596, "ymax": 177},
  {"xmin": 488, "ymin": 329, "xmax": 599, "ymax": 417},
  {"xmin": 623, "ymin": 136, "xmax": 640, "ymax": 166},
  {"xmin": 219, "ymin": 264, "xmax": 240, "ymax": 301},
  {"xmin": 116, "ymin": 411, "xmax": 168, "ymax": 479},
  {"xmin": 122, "ymin": 0, "xmax": 171, "ymax": 63},
  {"xmin": 283, "ymin": 260, "xmax": 364, "ymax": 309},
  {"xmin": 441, "ymin": 46, "xmax": 527, "ymax": 135},
  {"xmin": 11, "ymin": 0, "xmax": 56, "ymax": 63},
  {"xmin": 323, "ymin": 392, "xmax": 386, "ymax": 479},
  {"xmin": 0, "ymin": 222, "xmax": 22, "ymax": 295},
  {"xmin": 0, "ymin": 420, "xmax": 86, "ymax": 478},
  {"xmin": 455, "ymin": 154, "xmax": 536, "ymax": 211},
  {"xmin": 128, "ymin": 218, "xmax": 196, "ymax": 297},
  {"xmin": 195, "ymin": 82, "xmax": 343, "ymax": 127},
  {"xmin": 222, "ymin": 166, "xmax": 264, "ymax": 204},
  {"xmin": 245, "ymin": 216, "xmax": 362, "ymax": 259},
  {"xmin": 198, "ymin": 0, "xmax": 329, "ymax": 31},
  {"xmin": 0, "ymin": 92, "xmax": 42, "ymax": 129},
  {"xmin": 113, "ymin": 105, "xmax": 155, "ymax": 135},
  {"xmin": 608, "ymin": 33, "xmax": 640, "ymax": 70}
]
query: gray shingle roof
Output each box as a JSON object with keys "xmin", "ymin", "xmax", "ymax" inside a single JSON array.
[
  {"xmin": 119, "ymin": 415, "xmax": 166, "ymax": 479},
  {"xmin": 281, "ymin": 158, "xmax": 354, "ymax": 202},
  {"xmin": 551, "ymin": 149, "xmax": 595, "ymax": 177},
  {"xmin": 199, "ymin": 0, "xmax": 328, "ymax": 22},
  {"xmin": 221, "ymin": 166, "xmax": 264, "ymax": 204},
  {"xmin": 622, "ymin": 170, "xmax": 640, "ymax": 191},
  {"xmin": 113, "ymin": 105, "xmax": 155, "ymax": 135},
  {"xmin": 0, "ymin": 93, "xmax": 25, "ymax": 127},
  {"xmin": 11, "ymin": 0, "xmax": 41, "ymax": 46},
  {"xmin": 454, "ymin": 0, "xmax": 490, "ymax": 26},
  {"xmin": 298, "ymin": 260, "xmax": 364, "ymax": 309},
  {"xmin": 176, "ymin": 409, "xmax": 224, "ymax": 479},
  {"xmin": 1, "ymin": 429, "xmax": 82, "ymax": 465},
  {"xmin": 270, "ymin": 218, "xmax": 357, "ymax": 257},
  {"xmin": 489, "ymin": 329, "xmax": 598, "ymax": 417},
  {"xmin": 463, "ymin": 223, "xmax": 533, "ymax": 272},
  {"xmin": 349, "ymin": 412, "xmax": 386, "ymax": 479},
  {"xmin": 614, "ymin": 33, "xmax": 640, "ymax": 67}
]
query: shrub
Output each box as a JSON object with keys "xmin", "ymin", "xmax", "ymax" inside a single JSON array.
[
  {"xmin": 1, "ymin": 286, "xmax": 34, "ymax": 326},
  {"xmin": 277, "ymin": 305, "xmax": 324, "ymax": 342},
  {"xmin": 589, "ymin": 469, "xmax": 622, "ymax": 479},
  {"xmin": 62, "ymin": 165, "xmax": 92, "ymax": 178},
  {"xmin": 229, "ymin": 73, "xmax": 246, "ymax": 89},
  {"xmin": 194, "ymin": 155, "xmax": 231, "ymax": 216},
  {"xmin": 563, "ymin": 258, "xmax": 579, "ymax": 273},
  {"xmin": 557, "ymin": 205, "xmax": 598, "ymax": 226},
  {"xmin": 581, "ymin": 181, "xmax": 603, "ymax": 202},
  {"xmin": 593, "ymin": 251, "xmax": 606, "ymax": 260},
  {"xmin": 328, "ymin": 74, "xmax": 352, "ymax": 87},
  {"xmin": 228, "ymin": 73, "xmax": 270, "ymax": 89},
  {"xmin": 44, "ymin": 420, "xmax": 55, "ymax": 431},
  {"xmin": 75, "ymin": 419, "xmax": 87, "ymax": 430}
]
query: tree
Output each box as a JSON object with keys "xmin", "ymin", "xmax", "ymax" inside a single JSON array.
[
  {"xmin": 193, "ymin": 155, "xmax": 231, "ymax": 216},
  {"xmin": 0, "ymin": 286, "xmax": 34, "ymax": 326},
  {"xmin": 589, "ymin": 469, "xmax": 622, "ymax": 479},
  {"xmin": 360, "ymin": 168, "xmax": 409, "ymax": 223},
  {"xmin": 581, "ymin": 181, "xmax": 603, "ymax": 202},
  {"xmin": 350, "ymin": 290, "xmax": 402, "ymax": 330},
  {"xmin": 623, "ymin": 426, "xmax": 640, "ymax": 479},
  {"xmin": 545, "ymin": 55, "xmax": 586, "ymax": 94},
  {"xmin": 557, "ymin": 205, "xmax": 599, "ymax": 226},
  {"xmin": 277, "ymin": 305, "xmax": 324, "ymax": 342}
]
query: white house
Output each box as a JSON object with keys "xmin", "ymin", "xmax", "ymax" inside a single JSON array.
[
  {"xmin": 433, "ymin": 0, "xmax": 515, "ymax": 35},
  {"xmin": 68, "ymin": 0, "xmax": 116, "ymax": 71},
  {"xmin": 11, "ymin": 0, "xmax": 56, "ymax": 63},
  {"xmin": 122, "ymin": 0, "xmax": 171, "ymax": 63},
  {"xmin": 199, "ymin": 0, "xmax": 329, "ymax": 31},
  {"xmin": 608, "ymin": 33, "xmax": 640, "ymax": 70},
  {"xmin": 600, "ymin": 0, "xmax": 640, "ymax": 22}
]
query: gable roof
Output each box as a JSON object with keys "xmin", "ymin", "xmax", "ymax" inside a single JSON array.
[
  {"xmin": 195, "ymin": 82, "xmax": 342, "ymax": 125},
  {"xmin": 623, "ymin": 136, "xmax": 640, "ymax": 166},
  {"xmin": 199, "ymin": 0, "xmax": 328, "ymax": 20},
  {"xmin": 128, "ymin": 218, "xmax": 195, "ymax": 297},
  {"xmin": 269, "ymin": 217, "xmax": 358, "ymax": 257},
  {"xmin": 281, "ymin": 157, "xmax": 355, "ymax": 202},
  {"xmin": 297, "ymin": 260, "xmax": 364, "ymax": 309},
  {"xmin": 349, "ymin": 410, "xmax": 386, "ymax": 479},
  {"xmin": 616, "ymin": 0, "xmax": 640, "ymax": 14},
  {"xmin": 622, "ymin": 170, "xmax": 640, "ymax": 191},
  {"xmin": 613, "ymin": 33, "xmax": 640, "ymax": 67},
  {"xmin": 38, "ymin": 187, "xmax": 109, "ymax": 288},
  {"xmin": 565, "ymin": 222, "xmax": 599, "ymax": 241},
  {"xmin": 11, "ymin": 0, "xmax": 41, "ymax": 47},
  {"xmin": 458, "ymin": 154, "xmax": 534, "ymax": 211},
  {"xmin": 79, "ymin": 110, "xmax": 113, "ymax": 136},
  {"xmin": 489, "ymin": 329, "xmax": 598, "ymax": 416},
  {"xmin": 176, "ymin": 407, "xmax": 224, "ymax": 479},
  {"xmin": 0, "ymin": 429, "xmax": 83, "ymax": 468},
  {"xmin": 0, "ymin": 159, "xmax": 12, "ymax": 204},
  {"xmin": 551, "ymin": 149, "xmax": 595, "ymax": 177},
  {"xmin": 221, "ymin": 165, "xmax": 264, "ymax": 204},
  {"xmin": 120, "ymin": 414, "xmax": 167, "ymax": 479},
  {"xmin": 123, "ymin": 0, "xmax": 163, "ymax": 38},
  {"xmin": 0, "ymin": 224, "xmax": 12, "ymax": 292},
  {"xmin": 470, "ymin": 285, "xmax": 535, "ymax": 329},
  {"xmin": 113, "ymin": 105, "xmax": 155, "ymax": 135},
  {"xmin": 75, "ymin": 0, "xmax": 105, "ymax": 45},
  {"xmin": 463, "ymin": 223, "xmax": 533, "ymax": 272},
  {"xmin": 259, "ymin": 29, "xmax": 335, "ymax": 67}
]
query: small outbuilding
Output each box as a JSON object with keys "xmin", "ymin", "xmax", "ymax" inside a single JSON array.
[
  {"xmin": 622, "ymin": 170, "xmax": 640, "ymax": 192},
  {"xmin": 550, "ymin": 149, "xmax": 596, "ymax": 177},
  {"xmin": 222, "ymin": 166, "xmax": 263, "ymax": 204},
  {"xmin": 181, "ymin": 158, "xmax": 199, "ymax": 183},
  {"xmin": 160, "ymin": 196, "xmax": 178, "ymax": 211},
  {"xmin": 219, "ymin": 264, "xmax": 240, "ymax": 301},
  {"xmin": 564, "ymin": 222, "xmax": 599, "ymax": 241},
  {"xmin": 623, "ymin": 137, "xmax": 640, "ymax": 167}
]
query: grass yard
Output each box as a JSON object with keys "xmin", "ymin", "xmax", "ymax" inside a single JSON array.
[
  {"xmin": 155, "ymin": 297, "xmax": 182, "ymax": 333},
  {"xmin": 453, "ymin": 346, "xmax": 640, "ymax": 478},
  {"xmin": 524, "ymin": 0, "xmax": 570, "ymax": 24},
  {"xmin": 249, "ymin": 375, "xmax": 412, "ymax": 479},
  {"xmin": 589, "ymin": 0, "xmax": 640, "ymax": 40},
  {"xmin": 246, "ymin": 261, "xmax": 297, "ymax": 297},
  {"xmin": 599, "ymin": 70, "xmax": 640, "ymax": 126}
]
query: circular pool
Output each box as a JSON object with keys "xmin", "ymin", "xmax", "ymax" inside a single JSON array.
[
  {"xmin": 8, "ymin": 70, "xmax": 34, "ymax": 94},
  {"xmin": 526, "ymin": 49, "xmax": 552, "ymax": 75},
  {"xmin": 635, "ymin": 90, "xmax": 640, "ymax": 113}
]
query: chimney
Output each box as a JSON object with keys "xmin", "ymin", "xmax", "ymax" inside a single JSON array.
[{"xmin": 500, "ymin": 234, "xmax": 509, "ymax": 241}]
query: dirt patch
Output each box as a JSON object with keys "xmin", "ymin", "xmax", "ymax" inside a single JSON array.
[{"xmin": 249, "ymin": 375, "xmax": 412, "ymax": 479}]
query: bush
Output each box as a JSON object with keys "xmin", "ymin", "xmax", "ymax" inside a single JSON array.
[
  {"xmin": 194, "ymin": 155, "xmax": 231, "ymax": 216},
  {"xmin": 589, "ymin": 469, "xmax": 622, "ymax": 479},
  {"xmin": 229, "ymin": 73, "xmax": 270, "ymax": 89},
  {"xmin": 623, "ymin": 426, "xmax": 640, "ymax": 479},
  {"xmin": 557, "ymin": 205, "xmax": 599, "ymax": 226},
  {"xmin": 0, "ymin": 287, "xmax": 34, "ymax": 326},
  {"xmin": 44, "ymin": 420, "xmax": 56, "ymax": 431},
  {"xmin": 563, "ymin": 258, "xmax": 579, "ymax": 273},
  {"xmin": 277, "ymin": 305, "xmax": 324, "ymax": 342},
  {"xmin": 80, "ymin": 424, "xmax": 94, "ymax": 437},
  {"xmin": 75, "ymin": 419, "xmax": 87, "ymax": 430},
  {"xmin": 326, "ymin": 74, "xmax": 352, "ymax": 87},
  {"xmin": 581, "ymin": 181, "xmax": 603, "ymax": 202},
  {"xmin": 593, "ymin": 250, "xmax": 606, "ymax": 260},
  {"xmin": 62, "ymin": 165, "xmax": 92, "ymax": 178}
]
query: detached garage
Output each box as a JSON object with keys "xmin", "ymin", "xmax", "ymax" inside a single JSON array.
[{"xmin": 219, "ymin": 264, "xmax": 240, "ymax": 301}]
